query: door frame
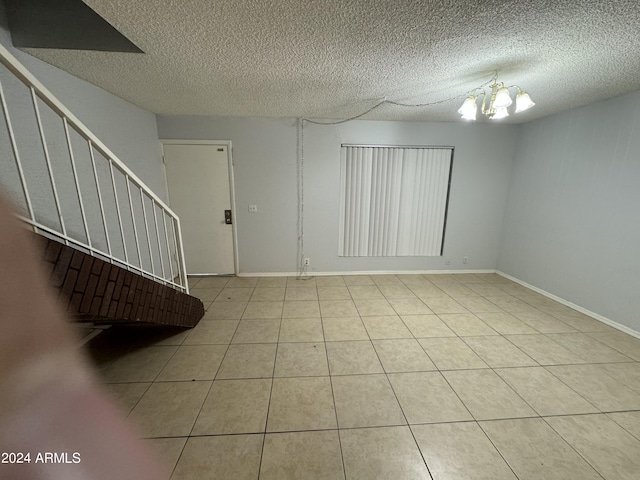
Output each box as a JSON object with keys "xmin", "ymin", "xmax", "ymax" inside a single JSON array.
[{"xmin": 159, "ymin": 139, "xmax": 239, "ymax": 276}]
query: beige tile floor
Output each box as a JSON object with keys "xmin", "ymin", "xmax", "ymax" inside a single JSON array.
[{"xmin": 87, "ymin": 273, "xmax": 640, "ymax": 480}]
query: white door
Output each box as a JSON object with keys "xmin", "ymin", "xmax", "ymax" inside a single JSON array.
[{"xmin": 163, "ymin": 143, "xmax": 235, "ymax": 275}]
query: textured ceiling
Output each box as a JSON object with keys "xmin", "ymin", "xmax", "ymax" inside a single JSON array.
[{"xmin": 18, "ymin": 0, "xmax": 640, "ymax": 123}]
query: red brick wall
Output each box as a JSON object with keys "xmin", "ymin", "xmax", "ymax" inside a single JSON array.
[{"xmin": 36, "ymin": 235, "xmax": 204, "ymax": 327}]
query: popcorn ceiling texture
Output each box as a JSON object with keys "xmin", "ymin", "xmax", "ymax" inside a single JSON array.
[{"xmin": 21, "ymin": 0, "xmax": 640, "ymax": 123}]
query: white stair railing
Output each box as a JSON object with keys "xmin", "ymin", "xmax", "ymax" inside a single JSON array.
[{"xmin": 0, "ymin": 43, "xmax": 189, "ymax": 293}]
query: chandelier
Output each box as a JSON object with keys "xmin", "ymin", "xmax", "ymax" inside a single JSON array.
[{"xmin": 458, "ymin": 77, "xmax": 535, "ymax": 121}]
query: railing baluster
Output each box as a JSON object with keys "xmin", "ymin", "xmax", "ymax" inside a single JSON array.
[
  {"xmin": 62, "ymin": 117, "xmax": 91, "ymax": 248},
  {"xmin": 170, "ymin": 217, "xmax": 181, "ymax": 287},
  {"xmin": 125, "ymin": 176, "xmax": 143, "ymax": 270},
  {"xmin": 16, "ymin": 214, "xmax": 183, "ymax": 289},
  {"xmin": 109, "ymin": 161, "xmax": 129, "ymax": 266},
  {"xmin": 1, "ymin": 44, "xmax": 191, "ymax": 295},
  {"xmin": 152, "ymin": 201, "xmax": 166, "ymax": 281},
  {"xmin": 173, "ymin": 215, "xmax": 189, "ymax": 293},
  {"xmin": 0, "ymin": 76, "xmax": 35, "ymax": 221},
  {"xmin": 31, "ymin": 87, "xmax": 67, "ymax": 241},
  {"xmin": 0, "ymin": 43, "xmax": 176, "ymax": 228},
  {"xmin": 140, "ymin": 190, "xmax": 155, "ymax": 276},
  {"xmin": 88, "ymin": 141, "xmax": 112, "ymax": 257},
  {"xmin": 162, "ymin": 211, "xmax": 175, "ymax": 285}
]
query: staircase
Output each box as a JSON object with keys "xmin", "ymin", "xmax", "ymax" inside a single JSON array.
[{"xmin": 0, "ymin": 43, "xmax": 204, "ymax": 328}]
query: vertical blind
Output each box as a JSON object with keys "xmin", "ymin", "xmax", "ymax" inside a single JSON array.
[{"xmin": 339, "ymin": 146, "xmax": 453, "ymax": 257}]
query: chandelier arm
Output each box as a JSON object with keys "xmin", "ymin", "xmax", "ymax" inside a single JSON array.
[{"xmin": 480, "ymin": 91, "xmax": 488, "ymax": 115}]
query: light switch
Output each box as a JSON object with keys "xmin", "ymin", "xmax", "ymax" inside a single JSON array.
[{"xmin": 248, "ymin": 204, "xmax": 258, "ymax": 213}]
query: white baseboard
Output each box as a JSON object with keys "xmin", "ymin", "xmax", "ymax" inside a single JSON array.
[
  {"xmin": 236, "ymin": 272, "xmax": 299, "ymax": 277},
  {"xmin": 497, "ymin": 271, "xmax": 640, "ymax": 340},
  {"xmin": 238, "ymin": 269, "xmax": 497, "ymax": 277}
]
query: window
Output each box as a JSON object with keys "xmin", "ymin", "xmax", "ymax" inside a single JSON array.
[{"xmin": 339, "ymin": 145, "xmax": 453, "ymax": 257}]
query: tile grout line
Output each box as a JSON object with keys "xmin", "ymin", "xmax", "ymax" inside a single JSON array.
[
  {"xmin": 585, "ymin": 333, "xmax": 640, "ymax": 361},
  {"xmin": 539, "ymin": 416, "xmax": 607, "ymax": 480},
  {"xmin": 540, "ymin": 330, "xmax": 635, "ymax": 363},
  {"xmin": 366, "ymin": 322, "xmax": 435, "ymax": 480},
  {"xmin": 605, "ymin": 412, "xmax": 640, "ymax": 442},
  {"xmin": 540, "ymin": 364, "xmax": 607, "ymax": 414},
  {"xmin": 175, "ymin": 277, "xmax": 241, "ymax": 477},
  {"xmin": 255, "ymin": 296, "xmax": 283, "ymax": 480},
  {"xmin": 165, "ymin": 278, "xmax": 234, "ymax": 479},
  {"xmin": 474, "ymin": 420, "xmax": 526, "ymax": 480},
  {"xmin": 319, "ymin": 297, "xmax": 349, "ymax": 480},
  {"xmin": 458, "ymin": 334, "xmax": 539, "ymax": 369},
  {"xmin": 497, "ymin": 335, "xmax": 606, "ymax": 412}
]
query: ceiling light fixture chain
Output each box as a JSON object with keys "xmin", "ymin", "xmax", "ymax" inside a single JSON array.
[
  {"xmin": 303, "ymin": 99, "xmax": 388, "ymax": 125},
  {"xmin": 387, "ymin": 71, "xmax": 498, "ymax": 108},
  {"xmin": 302, "ymin": 70, "xmax": 532, "ymax": 125}
]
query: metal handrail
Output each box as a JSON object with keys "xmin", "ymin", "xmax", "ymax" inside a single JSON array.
[{"xmin": 0, "ymin": 43, "xmax": 189, "ymax": 293}]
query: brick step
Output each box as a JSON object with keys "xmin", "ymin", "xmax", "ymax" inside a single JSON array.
[{"xmin": 35, "ymin": 234, "xmax": 204, "ymax": 328}]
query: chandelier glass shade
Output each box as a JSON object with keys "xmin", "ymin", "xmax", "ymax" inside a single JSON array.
[
  {"xmin": 458, "ymin": 78, "xmax": 535, "ymax": 121},
  {"xmin": 515, "ymin": 90, "xmax": 536, "ymax": 112}
]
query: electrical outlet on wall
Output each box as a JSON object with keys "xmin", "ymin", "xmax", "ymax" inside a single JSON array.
[
  {"xmin": 248, "ymin": 205, "xmax": 258, "ymax": 213},
  {"xmin": 463, "ymin": 256, "xmax": 468, "ymax": 264},
  {"xmin": 304, "ymin": 258, "xmax": 310, "ymax": 266}
]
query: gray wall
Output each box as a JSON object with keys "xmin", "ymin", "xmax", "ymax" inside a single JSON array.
[
  {"xmin": 157, "ymin": 116, "xmax": 299, "ymax": 273},
  {"xmin": 1, "ymin": 5, "xmax": 168, "ymax": 272},
  {"xmin": 498, "ymin": 90, "xmax": 640, "ymax": 332},
  {"xmin": 157, "ymin": 115, "xmax": 517, "ymax": 274},
  {"xmin": 0, "ymin": 5, "xmax": 165, "ymax": 198}
]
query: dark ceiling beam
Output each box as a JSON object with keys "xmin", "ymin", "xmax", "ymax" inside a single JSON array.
[{"xmin": 3, "ymin": 0, "xmax": 143, "ymax": 53}]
